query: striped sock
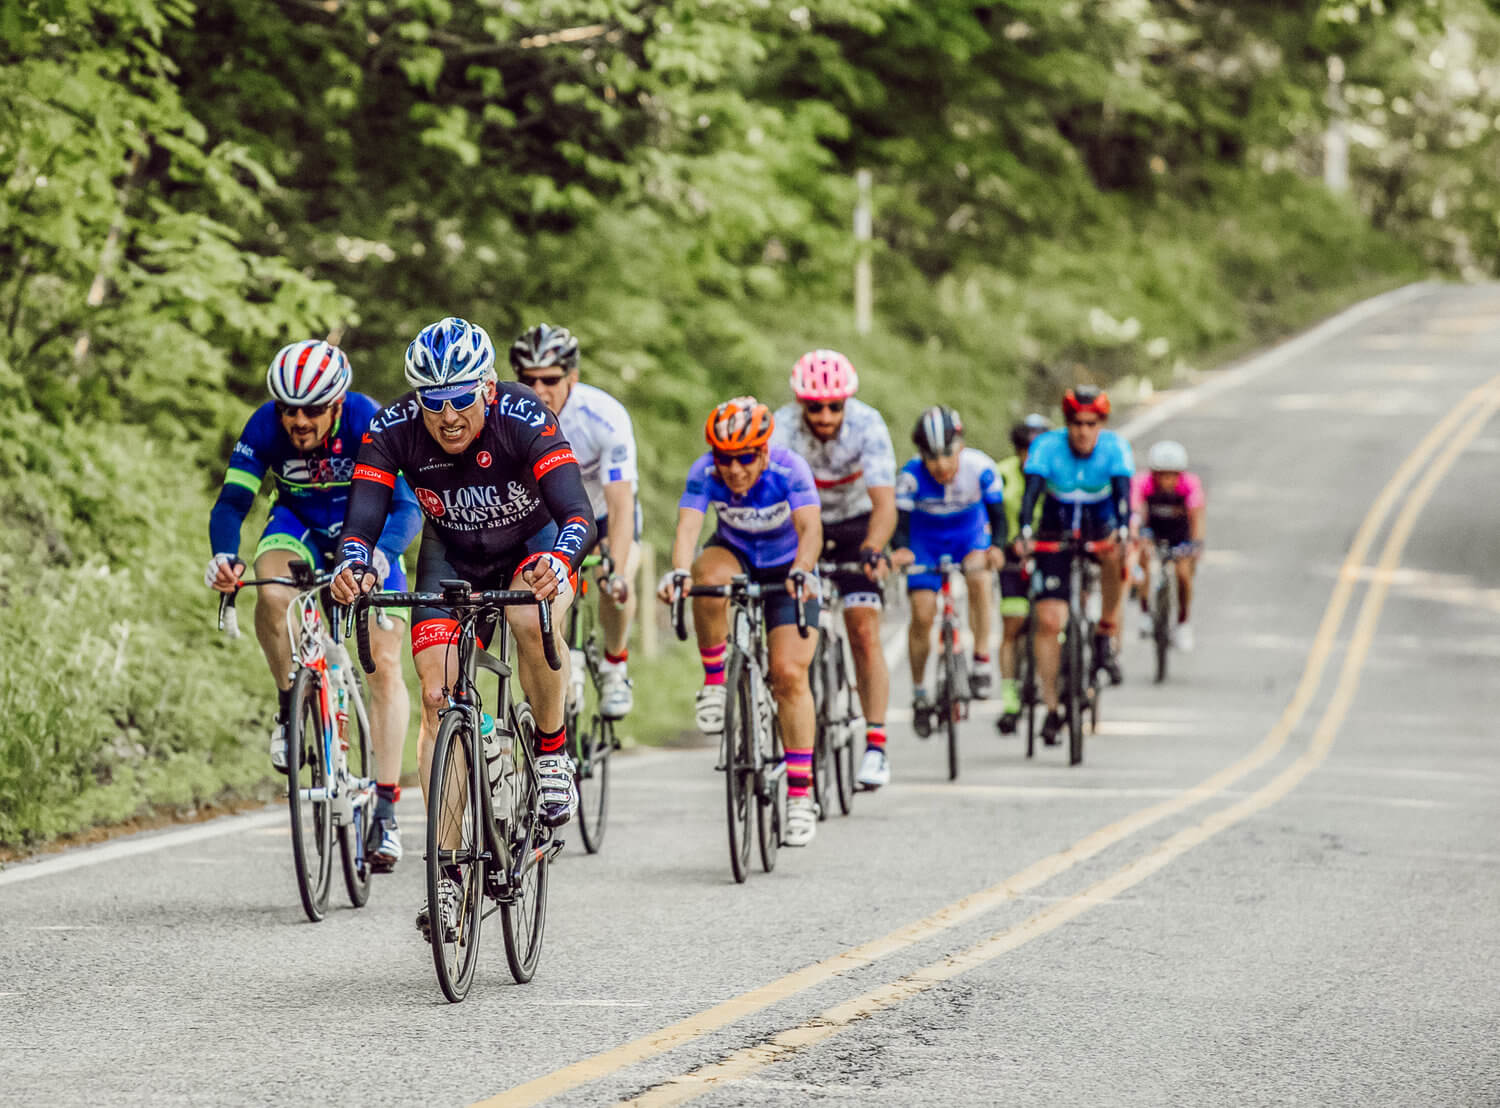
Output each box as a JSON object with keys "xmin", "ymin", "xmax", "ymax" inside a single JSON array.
[
  {"xmin": 865, "ymin": 723, "xmax": 886, "ymax": 752},
  {"xmin": 700, "ymin": 642, "xmax": 727, "ymax": 686},
  {"xmin": 536, "ymin": 723, "xmax": 566, "ymax": 755},
  {"xmin": 786, "ymin": 748, "xmax": 813, "ymax": 799}
]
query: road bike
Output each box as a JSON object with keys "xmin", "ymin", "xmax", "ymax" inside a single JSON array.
[
  {"xmin": 1144, "ymin": 538, "xmax": 1199, "ymax": 684},
  {"xmin": 906, "ymin": 557, "xmax": 969, "ymax": 782},
  {"xmin": 1029, "ymin": 534, "xmax": 1116, "ymax": 766},
  {"xmin": 218, "ymin": 560, "xmax": 375, "ymax": 923},
  {"xmin": 811, "ymin": 560, "xmax": 865, "ymax": 816},
  {"xmin": 672, "ymin": 576, "xmax": 811, "ymax": 883},
  {"xmin": 347, "ymin": 580, "xmax": 563, "ymax": 1003},
  {"xmin": 564, "ymin": 552, "xmax": 622, "ymax": 853}
]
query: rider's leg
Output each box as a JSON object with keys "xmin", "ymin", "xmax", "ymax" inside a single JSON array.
[
  {"xmin": 688, "ymin": 546, "xmax": 739, "ymax": 731},
  {"xmin": 367, "ymin": 619, "xmax": 410, "ymax": 790},
  {"xmin": 1137, "ymin": 547, "xmax": 1153, "ymax": 613},
  {"xmin": 768, "ymin": 618, "xmax": 819, "ymax": 799},
  {"xmin": 1034, "ymin": 598, "xmax": 1066, "ymax": 711},
  {"xmin": 412, "ymin": 634, "xmax": 460, "ymax": 812},
  {"xmin": 505, "ymin": 577, "xmax": 576, "ymax": 744},
  {"xmin": 1177, "ymin": 557, "xmax": 1196, "ymax": 623},
  {"xmin": 1000, "ymin": 615, "xmax": 1026, "ymax": 678},
  {"xmin": 843, "ymin": 601, "xmax": 888, "ymax": 748},
  {"xmin": 962, "ymin": 551, "xmax": 994, "ymax": 693},
  {"xmin": 906, "ymin": 589, "xmax": 937, "ymax": 692},
  {"xmin": 598, "ymin": 539, "xmax": 641, "ymax": 657},
  {"xmin": 1098, "ymin": 546, "xmax": 1126, "ymax": 645},
  {"xmin": 251, "ymin": 547, "xmax": 301, "ymax": 702}
]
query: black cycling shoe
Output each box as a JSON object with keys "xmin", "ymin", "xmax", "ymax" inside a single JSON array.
[
  {"xmin": 1094, "ymin": 635, "xmax": 1124, "ymax": 686},
  {"xmin": 1040, "ymin": 709, "xmax": 1065, "ymax": 746},
  {"xmin": 912, "ymin": 697, "xmax": 934, "ymax": 739},
  {"xmin": 996, "ymin": 711, "xmax": 1020, "ymax": 735}
]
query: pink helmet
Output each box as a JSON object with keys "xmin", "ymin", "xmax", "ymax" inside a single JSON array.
[{"xmin": 790, "ymin": 349, "xmax": 859, "ymax": 401}]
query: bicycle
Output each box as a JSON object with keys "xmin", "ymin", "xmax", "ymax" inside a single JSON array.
[
  {"xmin": 811, "ymin": 560, "xmax": 865, "ymax": 816},
  {"xmin": 563, "ymin": 552, "xmax": 623, "ymax": 853},
  {"xmin": 1145, "ymin": 538, "xmax": 1199, "ymax": 684},
  {"xmin": 905, "ymin": 556, "xmax": 969, "ymax": 782},
  {"xmin": 1027, "ymin": 533, "xmax": 1116, "ymax": 766},
  {"xmin": 217, "ymin": 560, "xmax": 376, "ymax": 923},
  {"xmin": 671, "ymin": 575, "xmax": 811, "ymax": 883},
  {"xmin": 346, "ymin": 580, "xmax": 563, "ymax": 1003}
]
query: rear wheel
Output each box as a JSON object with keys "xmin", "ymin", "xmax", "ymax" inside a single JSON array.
[
  {"xmin": 339, "ymin": 675, "xmax": 374, "ymax": 909},
  {"xmin": 722, "ymin": 652, "xmax": 755, "ymax": 883},
  {"xmin": 502, "ymin": 702, "xmax": 549, "ymax": 984},
  {"xmin": 426, "ymin": 711, "xmax": 485, "ymax": 1003},
  {"xmin": 569, "ymin": 667, "xmax": 610, "ymax": 854},
  {"xmin": 1153, "ymin": 566, "xmax": 1172, "ymax": 684},
  {"xmin": 1065, "ymin": 612, "xmax": 1086, "ymax": 767},
  {"xmin": 286, "ymin": 668, "xmax": 333, "ymax": 923},
  {"xmin": 756, "ymin": 700, "xmax": 783, "ymax": 873}
]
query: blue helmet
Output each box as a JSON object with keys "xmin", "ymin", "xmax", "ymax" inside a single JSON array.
[{"xmin": 404, "ymin": 317, "xmax": 496, "ymax": 389}]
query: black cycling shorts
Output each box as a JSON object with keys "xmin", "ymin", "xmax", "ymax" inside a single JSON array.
[
  {"xmin": 704, "ymin": 532, "xmax": 821, "ymax": 632},
  {"xmin": 410, "ymin": 523, "xmax": 557, "ymax": 654},
  {"xmin": 821, "ymin": 515, "xmax": 883, "ymax": 609}
]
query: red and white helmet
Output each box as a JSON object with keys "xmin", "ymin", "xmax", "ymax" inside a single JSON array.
[
  {"xmin": 790, "ymin": 349, "xmax": 859, "ymax": 401},
  {"xmin": 266, "ymin": 340, "xmax": 351, "ymax": 407}
]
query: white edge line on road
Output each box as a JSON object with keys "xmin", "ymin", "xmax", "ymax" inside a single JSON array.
[
  {"xmin": 0, "ymin": 809, "xmax": 284, "ymax": 888},
  {"xmin": 1, "ymin": 283, "xmax": 1435, "ymax": 887}
]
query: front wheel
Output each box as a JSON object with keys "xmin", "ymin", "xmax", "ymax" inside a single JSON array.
[
  {"xmin": 501, "ymin": 701, "xmax": 549, "ymax": 984},
  {"xmin": 1065, "ymin": 614, "xmax": 1087, "ymax": 767},
  {"xmin": 286, "ymin": 668, "xmax": 333, "ymax": 923},
  {"xmin": 426, "ymin": 711, "xmax": 486, "ymax": 1003},
  {"xmin": 938, "ymin": 645, "xmax": 960, "ymax": 781},
  {"xmin": 722, "ymin": 652, "xmax": 755, "ymax": 883}
]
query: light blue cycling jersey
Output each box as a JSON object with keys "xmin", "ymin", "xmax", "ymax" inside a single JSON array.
[
  {"xmin": 679, "ymin": 445, "xmax": 819, "ymax": 567},
  {"xmin": 895, "ymin": 448, "xmax": 1004, "ymax": 546},
  {"xmin": 1024, "ymin": 427, "xmax": 1134, "ymax": 531}
]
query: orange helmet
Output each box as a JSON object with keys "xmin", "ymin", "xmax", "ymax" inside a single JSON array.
[
  {"xmin": 1062, "ymin": 384, "xmax": 1110, "ymax": 420},
  {"xmin": 705, "ymin": 396, "xmax": 774, "ymax": 452}
]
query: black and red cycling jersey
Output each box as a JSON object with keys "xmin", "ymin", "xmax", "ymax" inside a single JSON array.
[{"xmin": 340, "ymin": 383, "xmax": 596, "ymax": 580}]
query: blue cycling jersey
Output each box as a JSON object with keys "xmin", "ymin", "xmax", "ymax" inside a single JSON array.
[
  {"xmin": 209, "ymin": 393, "xmax": 421, "ymax": 565},
  {"xmin": 1023, "ymin": 427, "xmax": 1134, "ymax": 532},
  {"xmin": 896, "ymin": 448, "xmax": 1004, "ymax": 547},
  {"xmin": 679, "ymin": 445, "xmax": 819, "ymax": 567}
]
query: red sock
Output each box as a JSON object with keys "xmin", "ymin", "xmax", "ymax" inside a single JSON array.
[
  {"xmin": 536, "ymin": 724, "xmax": 566, "ymax": 754},
  {"xmin": 605, "ymin": 648, "xmax": 629, "ymax": 665},
  {"xmin": 865, "ymin": 724, "xmax": 886, "ymax": 751}
]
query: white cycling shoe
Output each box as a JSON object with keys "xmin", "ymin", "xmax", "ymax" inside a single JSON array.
[
  {"xmin": 535, "ymin": 753, "xmax": 579, "ymax": 828},
  {"xmin": 695, "ymin": 685, "xmax": 727, "ymax": 734},
  {"xmin": 598, "ymin": 667, "xmax": 634, "ymax": 719},
  {"xmin": 269, "ymin": 724, "xmax": 288, "ymax": 774},
  {"xmin": 416, "ymin": 877, "xmax": 463, "ymax": 944},
  {"xmin": 857, "ymin": 747, "xmax": 890, "ymax": 789},
  {"xmin": 1173, "ymin": 622, "xmax": 1195, "ymax": 652},
  {"xmin": 783, "ymin": 795, "xmax": 819, "ymax": 847}
]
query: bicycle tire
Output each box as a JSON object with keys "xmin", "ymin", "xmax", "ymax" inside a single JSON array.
[
  {"xmin": 721, "ymin": 651, "xmax": 755, "ymax": 883},
  {"xmin": 285, "ymin": 668, "xmax": 333, "ymax": 923},
  {"xmin": 1066, "ymin": 615, "xmax": 1086, "ymax": 766},
  {"xmin": 832, "ymin": 642, "xmax": 855, "ymax": 815},
  {"xmin": 1019, "ymin": 616, "xmax": 1037, "ymax": 758},
  {"xmin": 570, "ymin": 672, "xmax": 610, "ymax": 854},
  {"xmin": 809, "ymin": 641, "xmax": 833, "ymax": 822},
  {"xmin": 339, "ymin": 673, "xmax": 374, "ymax": 909},
  {"xmin": 426, "ymin": 711, "xmax": 485, "ymax": 1003},
  {"xmin": 502, "ymin": 701, "xmax": 549, "ymax": 984},
  {"xmin": 1153, "ymin": 570, "xmax": 1172, "ymax": 684},
  {"xmin": 757, "ymin": 706, "xmax": 783, "ymax": 874},
  {"xmin": 940, "ymin": 644, "xmax": 960, "ymax": 781}
]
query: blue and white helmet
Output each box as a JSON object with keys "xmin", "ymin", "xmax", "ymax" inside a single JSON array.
[
  {"xmin": 404, "ymin": 317, "xmax": 497, "ymax": 389},
  {"xmin": 266, "ymin": 340, "xmax": 351, "ymax": 407}
]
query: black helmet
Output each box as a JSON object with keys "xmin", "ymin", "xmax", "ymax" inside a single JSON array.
[
  {"xmin": 912, "ymin": 405, "xmax": 963, "ymax": 457},
  {"xmin": 1010, "ymin": 413, "xmax": 1050, "ymax": 452},
  {"xmin": 509, "ymin": 323, "xmax": 579, "ymax": 373}
]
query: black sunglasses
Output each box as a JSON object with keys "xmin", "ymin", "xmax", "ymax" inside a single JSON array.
[
  {"xmin": 713, "ymin": 450, "xmax": 761, "ymax": 467},
  {"xmin": 519, "ymin": 372, "xmax": 567, "ymax": 388},
  {"xmin": 803, "ymin": 401, "xmax": 844, "ymax": 414},
  {"xmin": 276, "ymin": 402, "xmax": 330, "ymax": 419}
]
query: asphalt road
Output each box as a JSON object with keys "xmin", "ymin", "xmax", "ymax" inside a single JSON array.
[{"xmin": 2, "ymin": 282, "xmax": 1498, "ymax": 1107}]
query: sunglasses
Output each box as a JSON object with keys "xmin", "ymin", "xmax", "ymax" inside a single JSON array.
[
  {"xmin": 276, "ymin": 402, "xmax": 330, "ymax": 419},
  {"xmin": 519, "ymin": 372, "xmax": 567, "ymax": 388},
  {"xmin": 713, "ymin": 450, "xmax": 762, "ymax": 468},
  {"xmin": 803, "ymin": 401, "xmax": 844, "ymax": 414},
  {"xmin": 417, "ymin": 385, "xmax": 485, "ymax": 414},
  {"xmin": 1067, "ymin": 418, "xmax": 1101, "ymax": 429}
]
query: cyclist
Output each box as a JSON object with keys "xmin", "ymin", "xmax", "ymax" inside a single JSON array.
[
  {"xmin": 1016, "ymin": 385, "xmax": 1133, "ymax": 745},
  {"xmin": 995, "ymin": 413, "xmax": 1050, "ymax": 735},
  {"xmin": 890, "ymin": 406, "xmax": 1007, "ymax": 737},
  {"xmin": 328, "ymin": 317, "xmax": 596, "ymax": 936},
  {"xmin": 771, "ymin": 350, "xmax": 898, "ymax": 789},
  {"xmin": 1131, "ymin": 440, "xmax": 1205, "ymax": 651},
  {"xmin": 656, "ymin": 397, "xmax": 824, "ymax": 846},
  {"xmin": 509, "ymin": 323, "xmax": 641, "ymax": 718},
  {"xmin": 205, "ymin": 339, "xmax": 421, "ymax": 873}
]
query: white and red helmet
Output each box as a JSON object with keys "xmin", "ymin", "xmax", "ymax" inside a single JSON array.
[
  {"xmin": 266, "ymin": 340, "xmax": 351, "ymax": 407},
  {"xmin": 790, "ymin": 349, "xmax": 858, "ymax": 402}
]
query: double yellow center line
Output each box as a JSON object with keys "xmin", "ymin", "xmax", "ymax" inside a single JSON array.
[{"xmin": 481, "ymin": 374, "xmax": 1500, "ymax": 1108}]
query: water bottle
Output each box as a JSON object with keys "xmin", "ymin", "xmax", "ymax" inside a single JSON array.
[
  {"xmin": 479, "ymin": 713, "xmax": 510, "ymax": 802},
  {"xmin": 567, "ymin": 649, "xmax": 586, "ymax": 713},
  {"xmin": 330, "ymin": 660, "xmax": 349, "ymax": 749}
]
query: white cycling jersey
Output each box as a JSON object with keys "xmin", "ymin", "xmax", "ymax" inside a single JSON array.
[
  {"xmin": 770, "ymin": 396, "xmax": 897, "ymax": 524},
  {"xmin": 556, "ymin": 381, "xmax": 639, "ymax": 519}
]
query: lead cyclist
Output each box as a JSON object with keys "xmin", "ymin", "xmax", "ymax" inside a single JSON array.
[{"xmin": 770, "ymin": 350, "xmax": 897, "ymax": 789}]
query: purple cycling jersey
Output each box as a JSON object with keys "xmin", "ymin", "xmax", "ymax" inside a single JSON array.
[{"xmin": 679, "ymin": 445, "xmax": 819, "ymax": 567}]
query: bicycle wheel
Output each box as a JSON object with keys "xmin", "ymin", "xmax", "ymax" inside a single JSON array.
[
  {"xmin": 1153, "ymin": 570, "xmax": 1172, "ymax": 684},
  {"xmin": 1019, "ymin": 616, "xmax": 1038, "ymax": 758},
  {"xmin": 757, "ymin": 704, "xmax": 783, "ymax": 874},
  {"xmin": 721, "ymin": 652, "xmax": 755, "ymax": 883},
  {"xmin": 569, "ymin": 662, "xmax": 610, "ymax": 854},
  {"xmin": 832, "ymin": 642, "xmax": 855, "ymax": 815},
  {"xmin": 1065, "ymin": 614, "xmax": 1086, "ymax": 767},
  {"xmin": 809, "ymin": 641, "xmax": 832, "ymax": 822},
  {"xmin": 426, "ymin": 711, "xmax": 486, "ymax": 1003},
  {"xmin": 502, "ymin": 701, "xmax": 550, "ymax": 984},
  {"xmin": 939, "ymin": 645, "xmax": 960, "ymax": 781},
  {"xmin": 285, "ymin": 668, "xmax": 334, "ymax": 923},
  {"xmin": 339, "ymin": 674, "xmax": 374, "ymax": 909}
]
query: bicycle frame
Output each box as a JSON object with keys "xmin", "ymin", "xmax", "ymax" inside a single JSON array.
[{"xmin": 905, "ymin": 556, "xmax": 969, "ymax": 780}]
